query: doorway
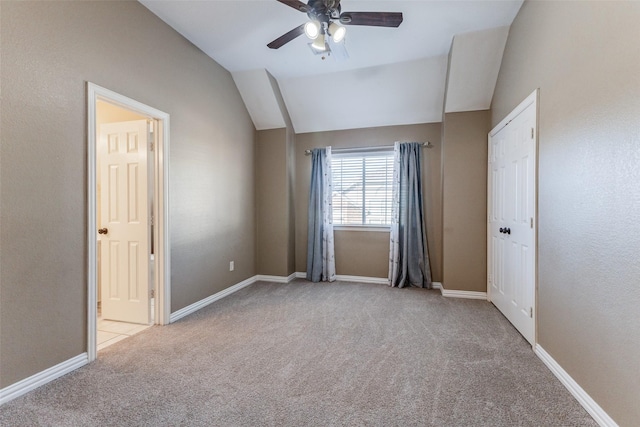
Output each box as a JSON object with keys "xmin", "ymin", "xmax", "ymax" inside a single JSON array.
[
  {"xmin": 97, "ymin": 108, "xmax": 152, "ymax": 347},
  {"xmin": 87, "ymin": 83, "xmax": 171, "ymax": 362}
]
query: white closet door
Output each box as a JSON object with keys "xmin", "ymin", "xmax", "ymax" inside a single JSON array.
[{"xmin": 488, "ymin": 92, "xmax": 537, "ymax": 345}]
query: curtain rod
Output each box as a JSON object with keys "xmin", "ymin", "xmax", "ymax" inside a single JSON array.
[{"xmin": 304, "ymin": 141, "xmax": 433, "ymax": 156}]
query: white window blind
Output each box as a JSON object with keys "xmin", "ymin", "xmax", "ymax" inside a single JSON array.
[{"xmin": 331, "ymin": 151, "xmax": 394, "ymax": 226}]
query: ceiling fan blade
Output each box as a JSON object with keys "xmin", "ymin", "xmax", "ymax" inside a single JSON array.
[
  {"xmin": 275, "ymin": 0, "xmax": 309, "ymax": 13},
  {"xmin": 339, "ymin": 12, "xmax": 403, "ymax": 27},
  {"xmin": 267, "ymin": 24, "xmax": 306, "ymax": 49}
]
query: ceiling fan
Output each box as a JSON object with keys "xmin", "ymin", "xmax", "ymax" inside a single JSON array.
[{"xmin": 267, "ymin": 0, "xmax": 403, "ymax": 53}]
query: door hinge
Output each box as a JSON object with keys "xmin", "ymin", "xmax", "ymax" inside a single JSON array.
[
  {"xmin": 148, "ymin": 120, "xmax": 155, "ymax": 151},
  {"xmin": 150, "ymin": 214, "xmax": 154, "ymax": 226},
  {"xmin": 531, "ymin": 128, "xmax": 534, "ymax": 139},
  {"xmin": 530, "ymin": 217, "xmax": 534, "ymax": 228},
  {"xmin": 150, "ymin": 289, "xmax": 155, "ymax": 298},
  {"xmin": 530, "ymin": 307, "xmax": 533, "ymax": 318}
]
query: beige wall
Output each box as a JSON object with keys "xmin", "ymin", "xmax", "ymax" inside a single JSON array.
[
  {"xmin": 268, "ymin": 72, "xmax": 297, "ymax": 277},
  {"xmin": 334, "ymin": 231, "xmax": 390, "ymax": 277},
  {"xmin": 492, "ymin": 1, "xmax": 640, "ymax": 424},
  {"xmin": 441, "ymin": 111, "xmax": 490, "ymax": 292},
  {"xmin": 295, "ymin": 124, "xmax": 443, "ymax": 281},
  {"xmin": 0, "ymin": 1, "xmax": 255, "ymax": 388},
  {"xmin": 286, "ymin": 125, "xmax": 296, "ymax": 275},
  {"xmin": 255, "ymin": 128, "xmax": 289, "ymax": 276},
  {"xmin": 254, "ymin": 72, "xmax": 296, "ymax": 278}
]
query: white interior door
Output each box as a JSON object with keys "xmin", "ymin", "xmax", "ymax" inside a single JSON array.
[
  {"xmin": 99, "ymin": 120, "xmax": 150, "ymax": 325},
  {"xmin": 488, "ymin": 93, "xmax": 537, "ymax": 345}
]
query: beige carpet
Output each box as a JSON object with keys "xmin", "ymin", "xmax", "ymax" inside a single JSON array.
[{"xmin": 0, "ymin": 280, "xmax": 596, "ymax": 426}]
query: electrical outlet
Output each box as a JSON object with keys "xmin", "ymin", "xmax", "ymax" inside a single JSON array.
[{"xmin": 229, "ymin": 261, "xmax": 234, "ymax": 272}]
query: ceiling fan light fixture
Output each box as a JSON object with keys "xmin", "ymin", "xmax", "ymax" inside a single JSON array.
[
  {"xmin": 304, "ymin": 20, "xmax": 321, "ymax": 40},
  {"xmin": 311, "ymin": 32, "xmax": 328, "ymax": 52},
  {"xmin": 329, "ymin": 22, "xmax": 346, "ymax": 43}
]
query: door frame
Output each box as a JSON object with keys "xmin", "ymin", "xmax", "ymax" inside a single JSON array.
[
  {"xmin": 87, "ymin": 82, "xmax": 171, "ymax": 362},
  {"xmin": 487, "ymin": 88, "xmax": 539, "ymax": 345}
]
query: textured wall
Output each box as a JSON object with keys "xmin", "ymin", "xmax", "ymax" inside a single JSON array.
[
  {"xmin": 286, "ymin": 126, "xmax": 296, "ymax": 276},
  {"xmin": 295, "ymin": 124, "xmax": 443, "ymax": 281},
  {"xmin": 254, "ymin": 72, "xmax": 296, "ymax": 278},
  {"xmin": 334, "ymin": 231, "xmax": 390, "ymax": 278},
  {"xmin": 0, "ymin": 1, "xmax": 255, "ymax": 388},
  {"xmin": 255, "ymin": 128, "xmax": 289, "ymax": 276},
  {"xmin": 492, "ymin": 1, "xmax": 640, "ymax": 424},
  {"xmin": 441, "ymin": 111, "xmax": 490, "ymax": 292}
]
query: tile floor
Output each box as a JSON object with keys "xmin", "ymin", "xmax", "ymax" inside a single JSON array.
[
  {"xmin": 97, "ymin": 318, "xmax": 151, "ymax": 351},
  {"xmin": 97, "ymin": 296, "xmax": 154, "ymax": 351}
]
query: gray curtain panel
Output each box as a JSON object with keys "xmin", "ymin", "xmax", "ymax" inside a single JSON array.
[
  {"xmin": 389, "ymin": 142, "xmax": 432, "ymax": 288},
  {"xmin": 306, "ymin": 148, "xmax": 336, "ymax": 282}
]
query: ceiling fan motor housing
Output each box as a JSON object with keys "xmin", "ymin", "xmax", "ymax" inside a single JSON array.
[{"xmin": 307, "ymin": 0, "xmax": 341, "ymax": 22}]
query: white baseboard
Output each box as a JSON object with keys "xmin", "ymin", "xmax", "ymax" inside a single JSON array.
[
  {"xmin": 440, "ymin": 287, "xmax": 487, "ymax": 300},
  {"xmin": 255, "ymin": 273, "xmax": 296, "ymax": 283},
  {"xmin": 0, "ymin": 353, "xmax": 88, "ymax": 406},
  {"xmin": 535, "ymin": 345, "xmax": 618, "ymax": 427},
  {"xmin": 169, "ymin": 276, "xmax": 256, "ymax": 323},
  {"xmin": 2, "ymin": 273, "xmax": 262, "ymax": 405},
  {"xmin": 296, "ymin": 273, "xmax": 443, "ymax": 288},
  {"xmin": 336, "ymin": 274, "xmax": 389, "ymax": 284},
  {"xmin": 296, "ymin": 272, "xmax": 388, "ymax": 284}
]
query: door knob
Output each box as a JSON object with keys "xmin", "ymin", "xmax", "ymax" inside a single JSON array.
[{"xmin": 98, "ymin": 228, "xmax": 108, "ymax": 235}]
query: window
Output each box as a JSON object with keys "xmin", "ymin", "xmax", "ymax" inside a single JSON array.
[{"xmin": 331, "ymin": 151, "xmax": 394, "ymax": 226}]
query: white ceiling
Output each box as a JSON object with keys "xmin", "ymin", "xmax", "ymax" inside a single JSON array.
[{"xmin": 140, "ymin": 0, "xmax": 523, "ymax": 133}]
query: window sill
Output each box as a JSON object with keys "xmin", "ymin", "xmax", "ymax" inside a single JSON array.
[{"xmin": 333, "ymin": 225, "xmax": 390, "ymax": 233}]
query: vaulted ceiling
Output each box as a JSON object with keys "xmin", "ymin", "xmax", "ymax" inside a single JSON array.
[{"xmin": 139, "ymin": 0, "xmax": 523, "ymax": 133}]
